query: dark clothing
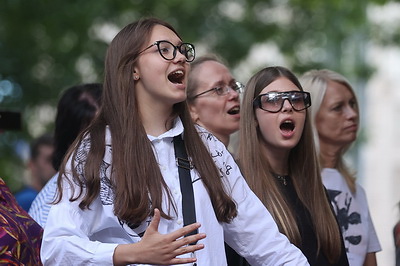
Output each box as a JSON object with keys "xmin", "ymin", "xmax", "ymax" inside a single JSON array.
[
  {"xmin": 0, "ymin": 178, "xmax": 43, "ymax": 265},
  {"xmin": 226, "ymin": 175, "xmax": 349, "ymax": 266},
  {"xmin": 394, "ymin": 221, "xmax": 400, "ymax": 266},
  {"xmin": 280, "ymin": 176, "xmax": 348, "ymax": 265},
  {"xmin": 225, "ymin": 242, "xmax": 250, "ymax": 266}
]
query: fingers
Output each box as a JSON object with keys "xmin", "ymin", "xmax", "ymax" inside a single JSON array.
[
  {"xmin": 169, "ymin": 257, "xmax": 198, "ymax": 265},
  {"xmin": 176, "ymin": 242, "xmax": 205, "ymax": 255},
  {"xmin": 169, "ymin": 222, "xmax": 201, "ymax": 240},
  {"xmin": 177, "ymin": 232, "xmax": 206, "ymax": 247},
  {"xmin": 168, "ymin": 243, "xmax": 204, "ymax": 265},
  {"xmin": 147, "ymin": 208, "xmax": 161, "ymax": 233}
]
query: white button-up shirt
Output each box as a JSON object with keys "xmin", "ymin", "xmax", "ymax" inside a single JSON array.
[{"xmin": 41, "ymin": 118, "xmax": 309, "ymax": 265}]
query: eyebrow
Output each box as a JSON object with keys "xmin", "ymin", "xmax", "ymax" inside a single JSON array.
[
  {"xmin": 149, "ymin": 39, "xmax": 183, "ymax": 46},
  {"xmin": 213, "ymin": 78, "xmax": 236, "ymax": 87},
  {"xmin": 168, "ymin": 39, "xmax": 184, "ymax": 45},
  {"xmin": 213, "ymin": 80, "xmax": 225, "ymax": 87}
]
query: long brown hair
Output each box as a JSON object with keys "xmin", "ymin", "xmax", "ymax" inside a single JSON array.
[
  {"xmin": 238, "ymin": 66, "xmax": 342, "ymax": 263},
  {"xmin": 57, "ymin": 17, "xmax": 237, "ymax": 224}
]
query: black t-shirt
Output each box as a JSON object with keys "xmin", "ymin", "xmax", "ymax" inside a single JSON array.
[{"xmin": 225, "ymin": 175, "xmax": 349, "ymax": 266}]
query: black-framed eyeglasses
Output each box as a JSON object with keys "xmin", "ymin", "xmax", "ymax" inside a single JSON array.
[
  {"xmin": 253, "ymin": 90, "xmax": 311, "ymax": 113},
  {"xmin": 138, "ymin": 40, "xmax": 195, "ymax": 62},
  {"xmin": 191, "ymin": 81, "xmax": 244, "ymax": 99}
]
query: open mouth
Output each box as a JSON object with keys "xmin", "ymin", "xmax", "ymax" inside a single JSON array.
[
  {"xmin": 280, "ymin": 120, "xmax": 295, "ymax": 132},
  {"xmin": 168, "ymin": 70, "xmax": 184, "ymax": 84},
  {"xmin": 227, "ymin": 106, "xmax": 240, "ymax": 115}
]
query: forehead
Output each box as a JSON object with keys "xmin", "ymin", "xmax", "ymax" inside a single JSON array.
[
  {"xmin": 259, "ymin": 77, "xmax": 300, "ymax": 94},
  {"xmin": 325, "ymin": 80, "xmax": 354, "ymax": 99},
  {"xmin": 147, "ymin": 24, "xmax": 181, "ymax": 44},
  {"xmin": 195, "ymin": 61, "xmax": 233, "ymax": 87}
]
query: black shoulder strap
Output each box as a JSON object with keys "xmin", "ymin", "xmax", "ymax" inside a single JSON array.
[{"xmin": 173, "ymin": 134, "xmax": 198, "ymax": 243}]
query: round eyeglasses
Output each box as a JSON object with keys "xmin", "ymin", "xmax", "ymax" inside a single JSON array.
[
  {"xmin": 253, "ymin": 90, "xmax": 311, "ymax": 113},
  {"xmin": 138, "ymin": 40, "xmax": 195, "ymax": 62},
  {"xmin": 191, "ymin": 81, "xmax": 244, "ymax": 99}
]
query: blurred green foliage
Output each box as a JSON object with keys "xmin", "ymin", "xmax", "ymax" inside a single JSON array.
[{"xmin": 0, "ymin": 0, "xmax": 394, "ymax": 190}]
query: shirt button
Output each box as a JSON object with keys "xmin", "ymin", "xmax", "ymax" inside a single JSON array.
[
  {"xmin": 173, "ymin": 189, "xmax": 178, "ymax": 195},
  {"xmin": 177, "ymin": 219, "xmax": 183, "ymax": 225}
]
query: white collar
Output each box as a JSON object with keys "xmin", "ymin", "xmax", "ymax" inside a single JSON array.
[{"xmin": 147, "ymin": 116, "xmax": 184, "ymax": 141}]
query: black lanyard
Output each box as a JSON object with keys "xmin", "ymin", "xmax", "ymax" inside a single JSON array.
[{"xmin": 173, "ymin": 134, "xmax": 198, "ymax": 244}]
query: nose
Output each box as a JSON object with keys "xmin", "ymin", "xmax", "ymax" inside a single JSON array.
[
  {"xmin": 345, "ymin": 105, "xmax": 358, "ymax": 120},
  {"xmin": 281, "ymin": 98, "xmax": 293, "ymax": 112},
  {"xmin": 227, "ymin": 87, "xmax": 240, "ymax": 100},
  {"xmin": 173, "ymin": 49, "xmax": 187, "ymax": 63}
]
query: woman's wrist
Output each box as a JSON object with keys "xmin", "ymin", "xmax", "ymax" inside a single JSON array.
[{"xmin": 113, "ymin": 243, "xmax": 141, "ymax": 265}]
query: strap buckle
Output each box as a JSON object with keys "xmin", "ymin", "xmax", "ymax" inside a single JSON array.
[{"xmin": 176, "ymin": 157, "xmax": 193, "ymax": 170}]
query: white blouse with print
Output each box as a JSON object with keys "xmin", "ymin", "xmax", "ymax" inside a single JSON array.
[{"xmin": 41, "ymin": 118, "xmax": 309, "ymax": 266}]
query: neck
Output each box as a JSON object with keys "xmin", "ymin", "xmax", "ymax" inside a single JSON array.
[
  {"xmin": 214, "ymin": 132, "xmax": 230, "ymax": 147},
  {"xmin": 196, "ymin": 122, "xmax": 230, "ymax": 147},
  {"xmin": 261, "ymin": 144, "xmax": 289, "ymax": 175},
  {"xmin": 319, "ymin": 141, "xmax": 341, "ymax": 168},
  {"xmin": 140, "ymin": 102, "xmax": 174, "ymax": 137}
]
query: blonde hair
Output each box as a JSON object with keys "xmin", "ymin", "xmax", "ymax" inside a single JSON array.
[
  {"xmin": 186, "ymin": 54, "xmax": 228, "ymax": 102},
  {"xmin": 239, "ymin": 66, "xmax": 343, "ymax": 263},
  {"xmin": 300, "ymin": 69, "xmax": 359, "ymax": 193}
]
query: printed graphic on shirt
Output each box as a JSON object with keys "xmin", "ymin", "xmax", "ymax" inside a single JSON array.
[
  {"xmin": 74, "ymin": 137, "xmax": 91, "ymax": 186},
  {"xmin": 99, "ymin": 144, "xmax": 113, "ymax": 205},
  {"xmin": 198, "ymin": 131, "xmax": 234, "ymax": 178},
  {"xmin": 205, "ymin": 132, "xmax": 215, "ymax": 142},
  {"xmin": 118, "ymin": 216, "xmax": 152, "ymax": 240},
  {"xmin": 327, "ymin": 189, "xmax": 362, "ymax": 252},
  {"xmin": 0, "ymin": 179, "xmax": 43, "ymax": 265},
  {"xmin": 75, "ymin": 138, "xmax": 115, "ymax": 205}
]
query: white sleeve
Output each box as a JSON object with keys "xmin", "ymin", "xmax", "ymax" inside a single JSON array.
[
  {"xmin": 200, "ymin": 134, "xmax": 309, "ymax": 265},
  {"xmin": 28, "ymin": 174, "xmax": 58, "ymax": 227},
  {"xmin": 222, "ymin": 160, "xmax": 309, "ymax": 265},
  {"xmin": 41, "ymin": 137, "xmax": 118, "ymax": 266},
  {"xmin": 357, "ymin": 185, "xmax": 382, "ymax": 253},
  {"xmin": 41, "ymin": 181, "xmax": 118, "ymax": 266}
]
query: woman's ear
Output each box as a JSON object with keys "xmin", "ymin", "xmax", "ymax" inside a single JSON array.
[
  {"xmin": 133, "ymin": 70, "xmax": 140, "ymax": 81},
  {"xmin": 188, "ymin": 104, "xmax": 199, "ymax": 123},
  {"xmin": 254, "ymin": 117, "xmax": 259, "ymax": 128}
]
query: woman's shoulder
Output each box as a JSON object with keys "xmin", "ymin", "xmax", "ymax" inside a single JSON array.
[
  {"xmin": 321, "ymin": 168, "xmax": 347, "ymax": 188},
  {"xmin": 193, "ymin": 125, "xmax": 239, "ymax": 178},
  {"xmin": 353, "ymin": 182, "xmax": 368, "ymax": 201},
  {"xmin": 75, "ymin": 127, "xmax": 111, "ymax": 154},
  {"xmin": 195, "ymin": 124, "xmax": 217, "ymax": 140},
  {"xmin": 195, "ymin": 124, "xmax": 226, "ymax": 150}
]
